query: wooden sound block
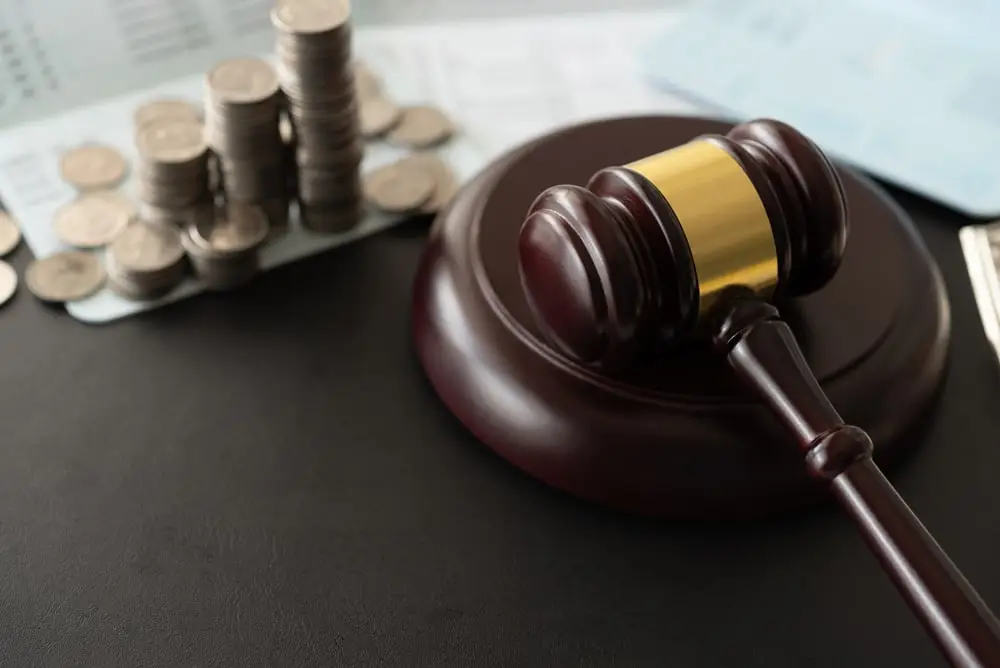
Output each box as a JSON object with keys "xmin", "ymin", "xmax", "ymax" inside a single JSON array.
[{"xmin": 412, "ymin": 116, "xmax": 951, "ymax": 519}]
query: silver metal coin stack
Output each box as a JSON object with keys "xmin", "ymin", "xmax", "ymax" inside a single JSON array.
[
  {"xmin": 205, "ymin": 57, "xmax": 289, "ymax": 236},
  {"xmin": 272, "ymin": 0, "xmax": 364, "ymax": 233},
  {"xmin": 134, "ymin": 118, "xmax": 212, "ymax": 225},
  {"xmin": 181, "ymin": 202, "xmax": 270, "ymax": 290},
  {"xmin": 105, "ymin": 219, "xmax": 188, "ymax": 300}
]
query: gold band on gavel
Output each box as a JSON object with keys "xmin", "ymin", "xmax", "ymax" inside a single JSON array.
[{"xmin": 626, "ymin": 140, "xmax": 779, "ymax": 317}]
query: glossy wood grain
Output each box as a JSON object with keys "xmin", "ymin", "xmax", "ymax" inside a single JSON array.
[{"xmin": 412, "ymin": 115, "xmax": 949, "ymax": 519}]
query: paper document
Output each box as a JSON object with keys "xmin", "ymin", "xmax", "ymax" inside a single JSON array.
[
  {"xmin": 0, "ymin": 8, "xmax": 695, "ymax": 323},
  {"xmin": 642, "ymin": 0, "xmax": 1000, "ymax": 216}
]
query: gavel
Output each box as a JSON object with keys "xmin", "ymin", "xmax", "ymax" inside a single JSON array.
[{"xmin": 516, "ymin": 119, "xmax": 1000, "ymax": 668}]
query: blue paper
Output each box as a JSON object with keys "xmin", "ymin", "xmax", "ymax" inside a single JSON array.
[{"xmin": 643, "ymin": 0, "xmax": 1000, "ymax": 216}]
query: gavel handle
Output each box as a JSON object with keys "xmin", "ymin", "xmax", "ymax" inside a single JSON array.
[{"xmin": 711, "ymin": 296, "xmax": 1000, "ymax": 668}]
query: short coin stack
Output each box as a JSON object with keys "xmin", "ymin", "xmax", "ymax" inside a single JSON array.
[
  {"xmin": 181, "ymin": 202, "xmax": 270, "ymax": 291},
  {"xmin": 272, "ymin": 0, "xmax": 364, "ymax": 233},
  {"xmin": 105, "ymin": 220, "xmax": 187, "ymax": 300},
  {"xmin": 135, "ymin": 117, "xmax": 213, "ymax": 225},
  {"xmin": 205, "ymin": 57, "xmax": 289, "ymax": 236}
]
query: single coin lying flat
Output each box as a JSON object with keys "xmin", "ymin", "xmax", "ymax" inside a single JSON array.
[
  {"xmin": 353, "ymin": 61, "xmax": 382, "ymax": 100},
  {"xmin": 363, "ymin": 161, "xmax": 436, "ymax": 214},
  {"xmin": 25, "ymin": 251, "xmax": 106, "ymax": 303},
  {"xmin": 401, "ymin": 153, "xmax": 461, "ymax": 214},
  {"xmin": 53, "ymin": 191, "xmax": 135, "ymax": 249},
  {"xmin": 387, "ymin": 106, "xmax": 455, "ymax": 149},
  {"xmin": 0, "ymin": 212, "xmax": 21, "ymax": 257},
  {"xmin": 359, "ymin": 96, "xmax": 402, "ymax": 139},
  {"xmin": 0, "ymin": 261, "xmax": 17, "ymax": 308},
  {"xmin": 59, "ymin": 144, "xmax": 129, "ymax": 191}
]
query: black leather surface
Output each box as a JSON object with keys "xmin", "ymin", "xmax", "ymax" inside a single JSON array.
[{"xmin": 0, "ymin": 183, "xmax": 998, "ymax": 667}]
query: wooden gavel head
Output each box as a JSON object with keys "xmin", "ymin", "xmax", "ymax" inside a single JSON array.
[{"xmin": 517, "ymin": 118, "xmax": 849, "ymax": 368}]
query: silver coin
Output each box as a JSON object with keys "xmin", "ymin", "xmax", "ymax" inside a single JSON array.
[
  {"xmin": 207, "ymin": 57, "xmax": 281, "ymax": 105},
  {"xmin": 182, "ymin": 203, "xmax": 269, "ymax": 289},
  {"xmin": 25, "ymin": 251, "xmax": 105, "ymax": 302},
  {"xmin": 134, "ymin": 99, "xmax": 202, "ymax": 128},
  {"xmin": 359, "ymin": 96, "xmax": 401, "ymax": 139},
  {"xmin": 400, "ymin": 153, "xmax": 461, "ymax": 214},
  {"xmin": 60, "ymin": 144, "xmax": 129, "ymax": 191},
  {"xmin": 53, "ymin": 191, "xmax": 135, "ymax": 249},
  {"xmin": 260, "ymin": 197, "xmax": 291, "ymax": 232},
  {"xmin": 352, "ymin": 62, "xmax": 381, "ymax": 100},
  {"xmin": 298, "ymin": 201, "xmax": 364, "ymax": 234},
  {"xmin": 108, "ymin": 219, "xmax": 185, "ymax": 273},
  {"xmin": 136, "ymin": 118, "xmax": 208, "ymax": 164},
  {"xmin": 387, "ymin": 106, "xmax": 455, "ymax": 149},
  {"xmin": 0, "ymin": 261, "xmax": 16, "ymax": 308},
  {"xmin": 0, "ymin": 212, "xmax": 21, "ymax": 257},
  {"xmin": 188, "ymin": 203, "xmax": 270, "ymax": 256},
  {"xmin": 363, "ymin": 160, "xmax": 435, "ymax": 213},
  {"xmin": 139, "ymin": 200, "xmax": 214, "ymax": 227},
  {"xmin": 218, "ymin": 159, "xmax": 288, "ymax": 201},
  {"xmin": 271, "ymin": 0, "xmax": 351, "ymax": 34},
  {"xmin": 106, "ymin": 247, "xmax": 187, "ymax": 302},
  {"xmin": 137, "ymin": 180, "xmax": 212, "ymax": 208},
  {"xmin": 297, "ymin": 168, "xmax": 362, "ymax": 204}
]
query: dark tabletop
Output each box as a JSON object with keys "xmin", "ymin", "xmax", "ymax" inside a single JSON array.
[{"xmin": 1, "ymin": 178, "xmax": 998, "ymax": 667}]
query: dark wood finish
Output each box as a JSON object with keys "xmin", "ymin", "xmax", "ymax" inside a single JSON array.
[
  {"xmin": 711, "ymin": 294, "xmax": 1000, "ymax": 667},
  {"xmin": 413, "ymin": 115, "xmax": 948, "ymax": 520},
  {"xmin": 723, "ymin": 119, "xmax": 848, "ymax": 295},
  {"xmin": 517, "ymin": 119, "xmax": 849, "ymax": 370},
  {"xmin": 519, "ymin": 117, "xmax": 1000, "ymax": 663}
]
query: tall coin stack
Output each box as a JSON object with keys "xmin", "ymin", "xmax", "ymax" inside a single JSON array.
[
  {"xmin": 272, "ymin": 0, "xmax": 365, "ymax": 233},
  {"xmin": 205, "ymin": 57, "xmax": 288, "ymax": 236},
  {"xmin": 135, "ymin": 118, "xmax": 212, "ymax": 225}
]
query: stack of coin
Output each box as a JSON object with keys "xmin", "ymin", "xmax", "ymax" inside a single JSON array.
[
  {"xmin": 105, "ymin": 219, "xmax": 188, "ymax": 301},
  {"xmin": 181, "ymin": 202, "xmax": 270, "ymax": 290},
  {"xmin": 134, "ymin": 117, "xmax": 212, "ymax": 225},
  {"xmin": 134, "ymin": 99, "xmax": 202, "ymax": 129},
  {"xmin": 272, "ymin": 0, "xmax": 365, "ymax": 233},
  {"xmin": 204, "ymin": 57, "xmax": 289, "ymax": 236}
]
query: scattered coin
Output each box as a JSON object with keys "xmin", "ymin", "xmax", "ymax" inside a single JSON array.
[
  {"xmin": 401, "ymin": 153, "xmax": 461, "ymax": 214},
  {"xmin": 53, "ymin": 191, "xmax": 135, "ymax": 249},
  {"xmin": 353, "ymin": 62, "xmax": 381, "ymax": 100},
  {"xmin": 387, "ymin": 106, "xmax": 455, "ymax": 149},
  {"xmin": 25, "ymin": 251, "xmax": 106, "ymax": 303},
  {"xmin": 134, "ymin": 99, "xmax": 202, "ymax": 128},
  {"xmin": 106, "ymin": 220, "xmax": 187, "ymax": 300},
  {"xmin": 362, "ymin": 160, "xmax": 436, "ymax": 214},
  {"xmin": 59, "ymin": 144, "xmax": 129, "ymax": 191},
  {"xmin": 359, "ymin": 96, "xmax": 401, "ymax": 139},
  {"xmin": 0, "ymin": 212, "xmax": 21, "ymax": 257},
  {"xmin": 0, "ymin": 261, "xmax": 16, "ymax": 308}
]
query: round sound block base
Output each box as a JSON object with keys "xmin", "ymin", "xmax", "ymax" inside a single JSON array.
[{"xmin": 412, "ymin": 116, "xmax": 951, "ymax": 519}]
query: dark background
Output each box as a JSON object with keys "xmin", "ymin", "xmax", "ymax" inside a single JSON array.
[{"xmin": 0, "ymin": 172, "xmax": 998, "ymax": 666}]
